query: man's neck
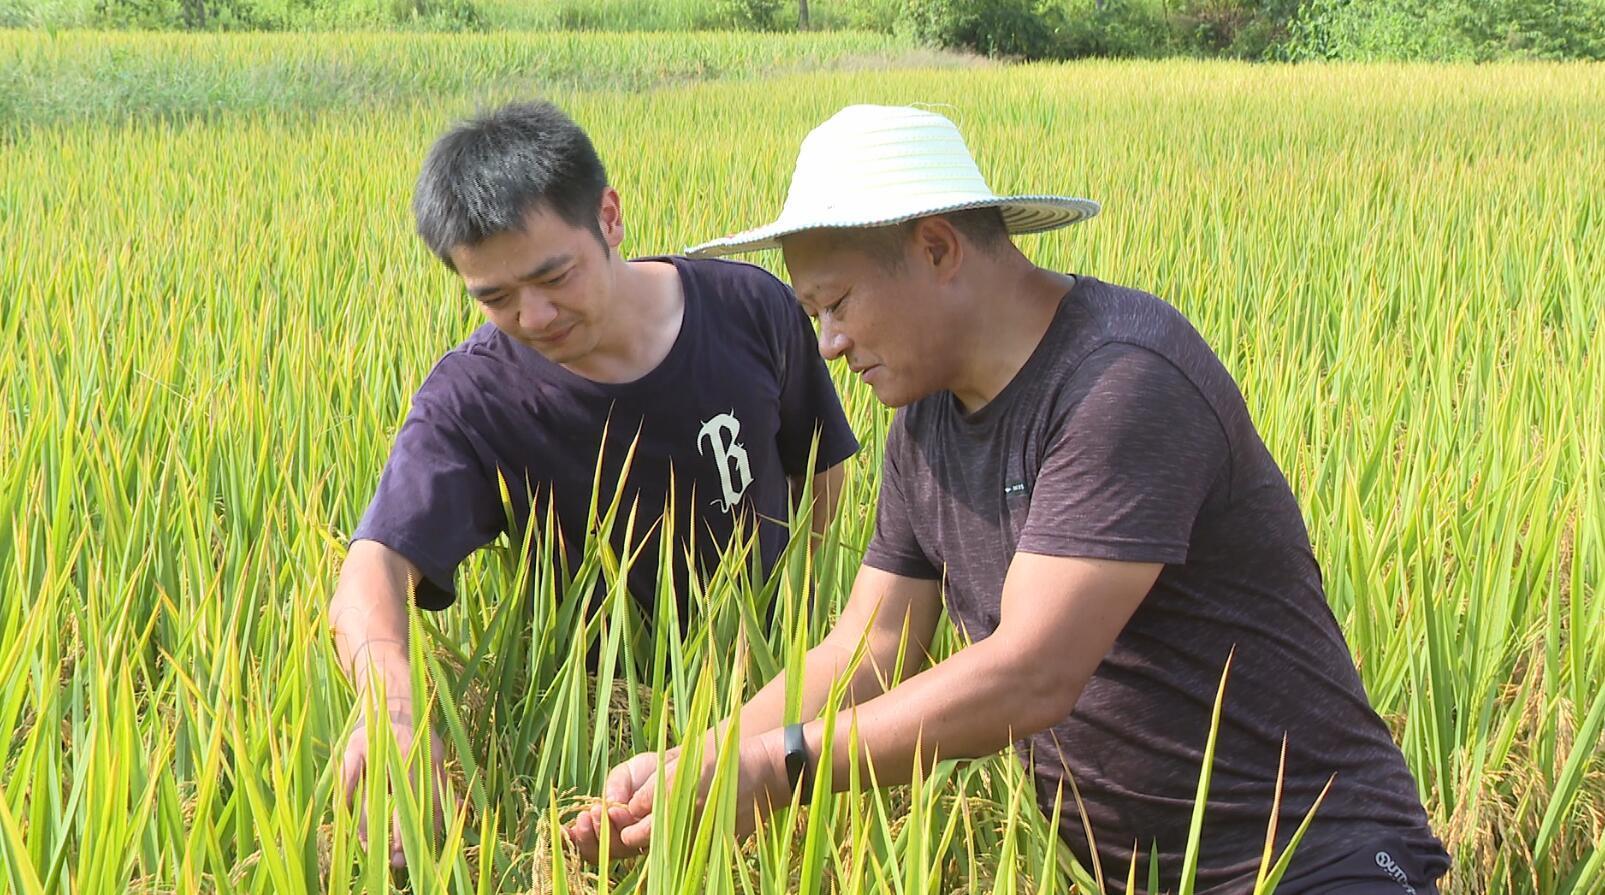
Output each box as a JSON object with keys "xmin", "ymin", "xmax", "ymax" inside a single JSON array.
[
  {"xmin": 948, "ymin": 257, "xmax": 1075, "ymax": 415},
  {"xmin": 564, "ymin": 257, "xmax": 685, "ymax": 384}
]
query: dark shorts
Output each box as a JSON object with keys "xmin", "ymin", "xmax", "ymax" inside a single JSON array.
[{"xmin": 1274, "ymin": 833, "xmax": 1448, "ymax": 894}]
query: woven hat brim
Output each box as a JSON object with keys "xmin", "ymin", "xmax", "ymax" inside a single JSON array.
[{"xmin": 683, "ymin": 195, "xmax": 1100, "ymax": 258}]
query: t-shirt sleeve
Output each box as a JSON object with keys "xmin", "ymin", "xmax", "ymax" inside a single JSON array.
[
  {"xmin": 351, "ymin": 393, "xmax": 506, "ymax": 609},
  {"xmin": 861, "ymin": 418, "xmax": 942, "ymax": 580},
  {"xmin": 769, "ymin": 285, "xmax": 860, "ymax": 477},
  {"xmin": 1017, "ymin": 343, "xmax": 1229, "ymax": 564}
]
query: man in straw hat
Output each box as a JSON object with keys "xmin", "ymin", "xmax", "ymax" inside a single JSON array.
[{"xmin": 567, "ymin": 105, "xmax": 1448, "ymax": 893}]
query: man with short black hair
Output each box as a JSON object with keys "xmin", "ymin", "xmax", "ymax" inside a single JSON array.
[
  {"xmin": 331, "ymin": 100, "xmax": 858, "ymax": 868},
  {"xmin": 570, "ymin": 105, "xmax": 1448, "ymax": 895}
]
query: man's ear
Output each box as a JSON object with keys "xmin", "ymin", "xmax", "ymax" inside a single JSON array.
[
  {"xmin": 598, "ymin": 187, "xmax": 625, "ymax": 250},
  {"xmin": 910, "ymin": 216, "xmax": 963, "ymax": 284}
]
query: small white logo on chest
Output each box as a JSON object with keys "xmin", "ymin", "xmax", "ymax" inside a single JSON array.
[
  {"xmin": 698, "ymin": 411, "xmax": 753, "ymax": 512},
  {"xmin": 1004, "ymin": 482, "xmax": 1027, "ymax": 498}
]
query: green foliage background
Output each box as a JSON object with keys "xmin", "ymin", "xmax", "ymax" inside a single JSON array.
[
  {"xmin": 3, "ymin": 0, "xmax": 1603, "ymax": 60},
  {"xmin": 1, "ymin": 30, "xmax": 1601, "ymax": 892}
]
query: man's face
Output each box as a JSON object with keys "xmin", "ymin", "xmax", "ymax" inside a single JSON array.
[
  {"xmin": 448, "ymin": 196, "xmax": 621, "ymax": 366},
  {"xmin": 782, "ymin": 228, "xmax": 956, "ymax": 408}
]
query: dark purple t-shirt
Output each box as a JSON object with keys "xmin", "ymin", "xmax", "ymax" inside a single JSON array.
[
  {"xmin": 862, "ymin": 276, "xmax": 1447, "ymax": 894},
  {"xmin": 353, "ymin": 255, "xmax": 858, "ymax": 613}
]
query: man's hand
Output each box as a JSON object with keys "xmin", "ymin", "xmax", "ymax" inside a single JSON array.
[
  {"xmin": 565, "ymin": 748, "xmax": 662, "ymax": 862},
  {"xmin": 340, "ymin": 713, "xmax": 453, "ymax": 869},
  {"xmin": 565, "ymin": 733, "xmax": 791, "ymax": 863}
]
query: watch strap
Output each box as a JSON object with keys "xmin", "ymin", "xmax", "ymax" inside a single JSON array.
[{"xmin": 783, "ymin": 722, "xmax": 814, "ymax": 802}]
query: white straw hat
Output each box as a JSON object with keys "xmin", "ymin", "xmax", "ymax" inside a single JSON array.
[{"xmin": 685, "ymin": 104, "xmax": 1099, "ymax": 257}]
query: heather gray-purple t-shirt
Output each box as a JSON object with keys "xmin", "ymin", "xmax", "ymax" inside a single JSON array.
[
  {"xmin": 862, "ymin": 275, "xmax": 1447, "ymax": 893},
  {"xmin": 353, "ymin": 255, "xmax": 858, "ymax": 613}
]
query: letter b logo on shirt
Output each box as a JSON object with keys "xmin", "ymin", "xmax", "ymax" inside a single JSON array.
[{"xmin": 698, "ymin": 412, "xmax": 753, "ymax": 512}]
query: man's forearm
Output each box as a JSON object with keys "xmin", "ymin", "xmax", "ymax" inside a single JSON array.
[
  {"xmin": 702, "ymin": 629, "xmax": 901, "ymax": 755},
  {"xmin": 764, "ymin": 555, "xmax": 1155, "ymax": 799},
  {"xmin": 791, "ymin": 634, "xmax": 1077, "ymax": 792},
  {"xmin": 330, "ymin": 545, "xmax": 420, "ymax": 718},
  {"xmin": 338, "ymin": 633, "xmax": 414, "ymax": 716},
  {"xmin": 698, "ymin": 642, "xmax": 844, "ymax": 753}
]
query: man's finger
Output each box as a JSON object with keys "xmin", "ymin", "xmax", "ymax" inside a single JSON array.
[
  {"xmin": 348, "ymin": 746, "xmax": 371, "ymax": 846},
  {"xmin": 571, "ymin": 810, "xmax": 593, "ymax": 842},
  {"xmin": 605, "ymin": 751, "xmax": 658, "ymax": 803},
  {"xmin": 606, "ymin": 804, "xmax": 636, "ymax": 831},
  {"xmin": 625, "ymin": 760, "xmax": 669, "ymax": 818},
  {"xmin": 571, "ymin": 811, "xmax": 613, "ymax": 866},
  {"xmin": 574, "ymin": 811, "xmax": 609, "ymax": 865},
  {"xmin": 604, "ymin": 804, "xmax": 635, "ymax": 854},
  {"xmin": 619, "ymin": 813, "xmax": 653, "ymax": 852},
  {"xmin": 389, "ymin": 808, "xmax": 407, "ymax": 869},
  {"xmin": 603, "ymin": 763, "xmax": 637, "ymax": 805},
  {"xmin": 341, "ymin": 740, "xmax": 366, "ymax": 804}
]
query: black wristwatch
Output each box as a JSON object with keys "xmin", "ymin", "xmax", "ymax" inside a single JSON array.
[{"xmin": 783, "ymin": 722, "xmax": 814, "ymax": 802}]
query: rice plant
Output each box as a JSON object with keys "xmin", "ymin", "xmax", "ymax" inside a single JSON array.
[{"xmin": 0, "ymin": 41, "xmax": 1600, "ymax": 893}]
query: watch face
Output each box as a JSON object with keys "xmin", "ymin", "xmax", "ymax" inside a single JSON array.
[
  {"xmin": 784, "ymin": 745, "xmax": 806, "ymax": 786},
  {"xmin": 784, "ymin": 723, "xmax": 809, "ymax": 791}
]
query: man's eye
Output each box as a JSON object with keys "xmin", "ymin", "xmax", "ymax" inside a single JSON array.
[
  {"xmin": 481, "ymin": 294, "xmax": 509, "ymax": 308},
  {"xmin": 545, "ymin": 270, "xmax": 571, "ymax": 287}
]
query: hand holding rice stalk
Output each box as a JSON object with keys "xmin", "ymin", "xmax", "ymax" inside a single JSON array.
[
  {"xmin": 340, "ymin": 708, "xmax": 456, "ymax": 869},
  {"xmin": 567, "ymin": 726, "xmax": 794, "ymax": 860}
]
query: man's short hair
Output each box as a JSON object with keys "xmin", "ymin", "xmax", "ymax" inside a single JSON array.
[
  {"xmin": 829, "ymin": 206, "xmax": 1010, "ymax": 271},
  {"xmin": 413, "ymin": 100, "xmax": 609, "ymax": 270}
]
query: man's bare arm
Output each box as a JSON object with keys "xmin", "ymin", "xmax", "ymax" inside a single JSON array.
[
  {"xmin": 330, "ymin": 539, "xmax": 420, "ymax": 714},
  {"xmin": 329, "ymin": 539, "xmax": 455, "ymax": 868},
  {"xmin": 791, "ymin": 554, "xmax": 1160, "ymax": 788},
  {"xmin": 729, "ymin": 563, "xmax": 942, "ymax": 742}
]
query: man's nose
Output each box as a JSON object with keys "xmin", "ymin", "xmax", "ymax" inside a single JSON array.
[
  {"xmin": 818, "ymin": 318, "xmax": 850, "ymax": 361},
  {"xmin": 517, "ymin": 290, "xmax": 559, "ymax": 332}
]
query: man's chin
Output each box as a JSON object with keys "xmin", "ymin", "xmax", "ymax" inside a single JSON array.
[{"xmin": 868, "ymin": 380, "xmax": 926, "ymax": 409}]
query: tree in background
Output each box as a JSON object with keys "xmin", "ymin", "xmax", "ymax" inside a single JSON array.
[
  {"xmin": 1171, "ymin": 0, "xmax": 1302, "ymax": 57},
  {"xmin": 1281, "ymin": 0, "xmax": 1605, "ymax": 60},
  {"xmin": 900, "ymin": 0, "xmax": 1604, "ymax": 61},
  {"xmin": 903, "ymin": 0, "xmax": 1067, "ymax": 59},
  {"xmin": 716, "ymin": 0, "xmax": 782, "ymax": 30},
  {"xmin": 11, "ymin": 0, "xmax": 1604, "ymax": 60}
]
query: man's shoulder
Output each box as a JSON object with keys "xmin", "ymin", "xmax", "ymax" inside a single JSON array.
[
  {"xmin": 897, "ymin": 276, "xmax": 1226, "ymax": 436},
  {"xmin": 439, "ymin": 321, "xmax": 514, "ymax": 362},
  {"xmin": 1060, "ymin": 275, "xmax": 1248, "ymax": 446},
  {"xmin": 668, "ymin": 255, "xmax": 797, "ymax": 320},
  {"xmin": 428, "ymin": 322, "xmax": 516, "ymax": 374},
  {"xmin": 1055, "ymin": 275, "xmax": 1229, "ymax": 391},
  {"xmin": 674, "ymin": 254, "xmax": 790, "ymax": 290},
  {"xmin": 410, "ymin": 323, "xmax": 524, "ymax": 415},
  {"xmin": 659, "ymin": 256, "xmax": 810, "ymax": 373},
  {"xmin": 883, "ymin": 402, "xmax": 940, "ymax": 467},
  {"xmin": 1066, "ymin": 275, "xmax": 1198, "ymax": 349}
]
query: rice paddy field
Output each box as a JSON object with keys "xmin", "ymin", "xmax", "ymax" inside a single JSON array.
[{"xmin": 1, "ymin": 29, "xmax": 1602, "ymax": 895}]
